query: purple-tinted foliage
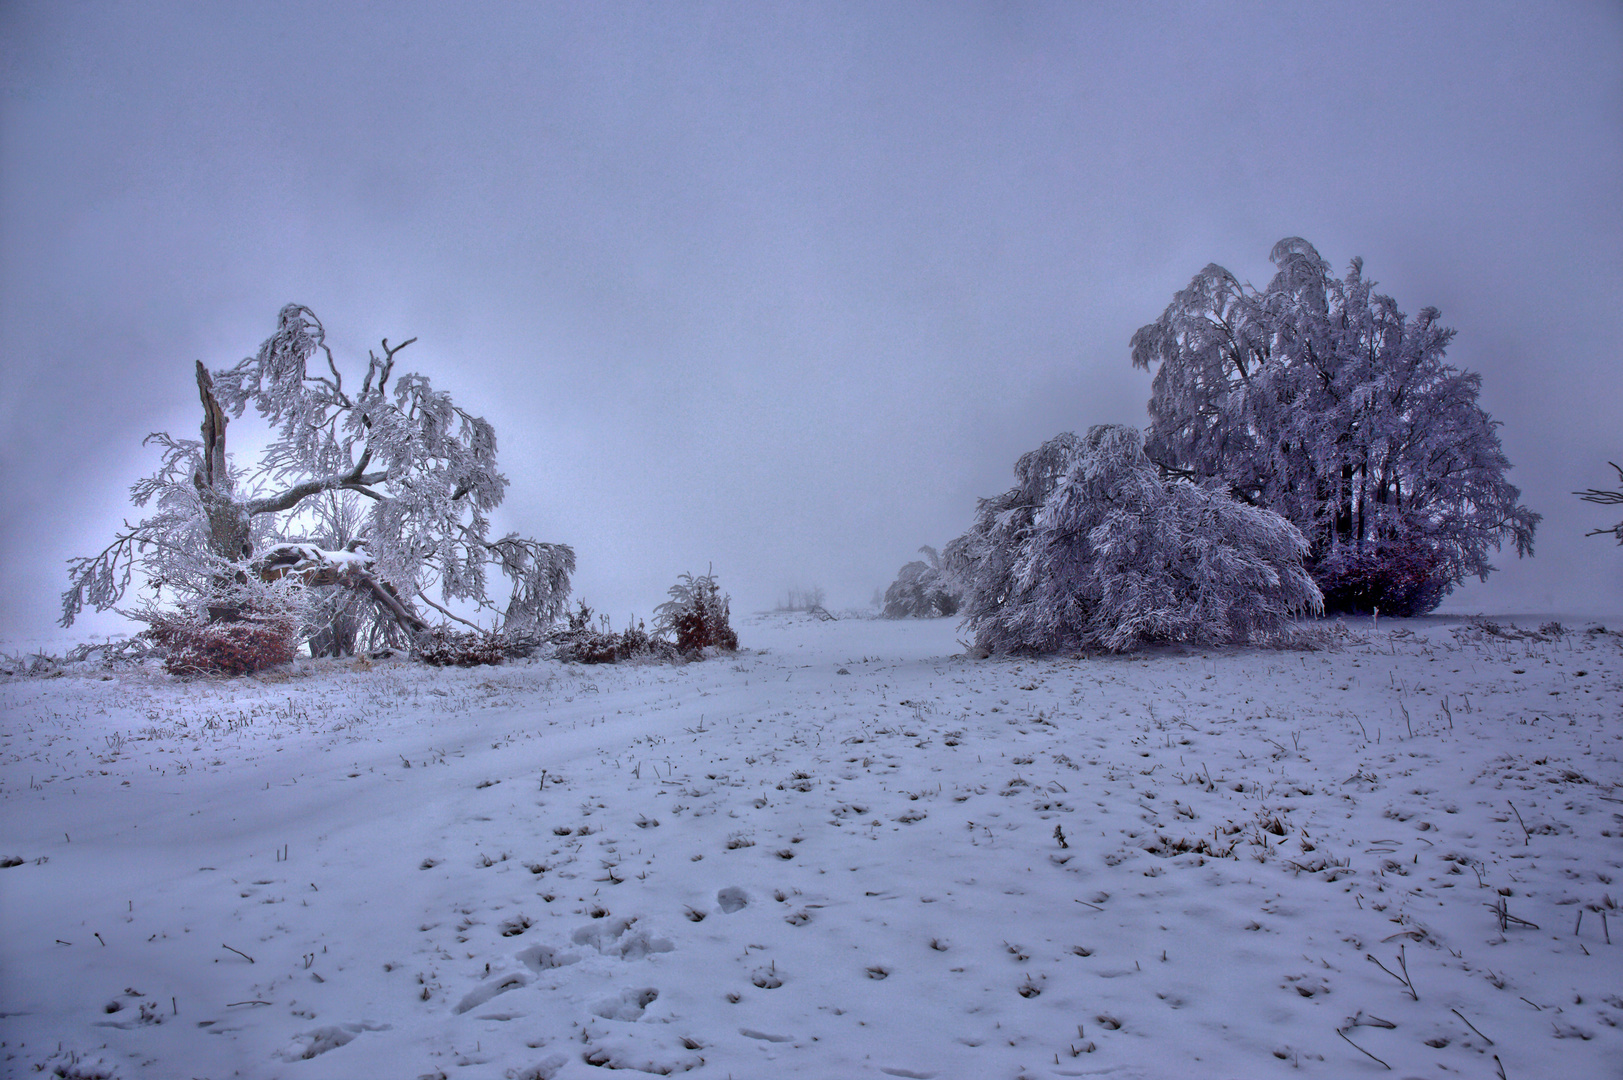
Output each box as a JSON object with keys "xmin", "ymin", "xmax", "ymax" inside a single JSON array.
[{"xmin": 1131, "ymin": 239, "xmax": 1539, "ymax": 614}]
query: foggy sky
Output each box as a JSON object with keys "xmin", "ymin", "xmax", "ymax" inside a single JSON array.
[{"xmin": 3, "ymin": 2, "xmax": 1621, "ymax": 644}]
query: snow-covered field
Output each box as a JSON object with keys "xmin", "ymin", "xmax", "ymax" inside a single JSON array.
[{"xmin": 2, "ymin": 613, "xmax": 1620, "ymax": 1080}]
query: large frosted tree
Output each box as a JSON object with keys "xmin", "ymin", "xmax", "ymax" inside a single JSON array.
[
  {"xmin": 62, "ymin": 305, "xmax": 574, "ymax": 652},
  {"xmin": 1130, "ymin": 238, "xmax": 1539, "ymax": 615},
  {"xmin": 944, "ymin": 425, "xmax": 1321, "ymax": 654}
]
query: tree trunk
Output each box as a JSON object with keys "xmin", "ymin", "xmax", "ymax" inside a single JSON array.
[{"xmin": 193, "ymin": 362, "xmax": 252, "ymax": 617}]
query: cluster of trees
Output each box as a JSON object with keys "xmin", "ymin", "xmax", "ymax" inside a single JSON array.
[
  {"xmin": 68, "ymin": 239, "xmax": 1570, "ymax": 667},
  {"xmin": 62, "ymin": 305, "xmax": 736, "ymax": 673},
  {"xmin": 775, "ymin": 586, "xmax": 828, "ymax": 614},
  {"xmin": 1130, "ymin": 238, "xmax": 1539, "ymax": 616},
  {"xmin": 931, "ymin": 238, "xmax": 1542, "ymax": 653}
]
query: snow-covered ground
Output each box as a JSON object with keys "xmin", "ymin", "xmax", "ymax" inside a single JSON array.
[{"xmin": 1, "ymin": 613, "xmax": 1620, "ymax": 1080}]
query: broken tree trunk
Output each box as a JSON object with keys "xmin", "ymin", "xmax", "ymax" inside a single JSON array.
[{"xmin": 194, "ymin": 361, "xmax": 253, "ymax": 619}]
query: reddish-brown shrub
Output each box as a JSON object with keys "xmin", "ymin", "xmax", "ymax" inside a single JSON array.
[
  {"xmin": 416, "ymin": 628, "xmax": 506, "ymax": 667},
  {"xmin": 672, "ymin": 599, "xmax": 738, "ymax": 652},
  {"xmin": 653, "ymin": 571, "xmax": 739, "ymax": 654},
  {"xmin": 143, "ymin": 608, "xmax": 299, "ymax": 676}
]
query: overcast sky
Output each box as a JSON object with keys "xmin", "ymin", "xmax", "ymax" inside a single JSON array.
[{"xmin": 2, "ymin": 1, "xmax": 1620, "ymax": 643}]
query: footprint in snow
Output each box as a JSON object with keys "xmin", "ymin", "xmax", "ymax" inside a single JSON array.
[
  {"xmin": 500, "ymin": 914, "xmax": 534, "ymax": 936},
  {"xmin": 583, "ymin": 1039, "xmax": 701, "ymax": 1073},
  {"xmin": 276, "ymin": 1021, "xmax": 390, "ymax": 1059},
  {"xmin": 717, "ymin": 886, "xmax": 748, "ymax": 913},
  {"xmin": 508, "ymin": 1054, "xmax": 567, "ymax": 1080},
  {"xmin": 452, "ymin": 973, "xmax": 528, "ymax": 1015},
  {"xmin": 516, "ymin": 944, "xmax": 581, "ymax": 972},
  {"xmin": 571, "ymin": 916, "xmax": 674, "ymax": 959},
  {"xmin": 1282, "ymin": 974, "xmax": 1328, "ymax": 998},
  {"xmin": 591, "ymin": 987, "xmax": 659, "ymax": 1021}
]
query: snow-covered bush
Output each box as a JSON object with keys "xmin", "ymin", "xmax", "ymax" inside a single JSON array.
[
  {"xmin": 416, "ymin": 628, "xmax": 508, "ymax": 667},
  {"xmin": 551, "ymin": 602, "xmax": 679, "ymax": 664},
  {"xmin": 653, "ymin": 570, "xmax": 738, "ymax": 653},
  {"xmin": 141, "ymin": 591, "xmax": 304, "ymax": 676},
  {"xmin": 1131, "ymin": 238, "xmax": 1538, "ymax": 614},
  {"xmin": 945, "ymin": 425, "xmax": 1322, "ymax": 654},
  {"xmin": 882, "ymin": 546, "xmax": 960, "ymax": 618}
]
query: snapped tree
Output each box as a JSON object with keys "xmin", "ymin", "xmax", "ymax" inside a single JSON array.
[
  {"xmin": 1130, "ymin": 238, "xmax": 1539, "ymax": 615},
  {"xmin": 61, "ymin": 304, "xmax": 574, "ymax": 656},
  {"xmin": 944, "ymin": 425, "xmax": 1322, "ymax": 654}
]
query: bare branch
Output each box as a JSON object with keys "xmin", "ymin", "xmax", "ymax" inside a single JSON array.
[
  {"xmin": 1575, "ymin": 463, "xmax": 1623, "ymax": 504},
  {"xmin": 415, "ymin": 590, "xmax": 485, "ymax": 632},
  {"xmin": 1577, "ymin": 462, "xmax": 1623, "ymax": 544},
  {"xmin": 246, "ymin": 471, "xmax": 389, "ymax": 516}
]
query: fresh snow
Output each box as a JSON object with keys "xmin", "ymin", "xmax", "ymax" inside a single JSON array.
[{"xmin": 1, "ymin": 614, "xmax": 1619, "ymax": 1079}]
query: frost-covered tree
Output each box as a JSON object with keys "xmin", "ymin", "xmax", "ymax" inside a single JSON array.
[
  {"xmin": 944, "ymin": 425, "xmax": 1321, "ymax": 654},
  {"xmin": 62, "ymin": 305, "xmax": 574, "ymax": 652},
  {"xmin": 1130, "ymin": 238, "xmax": 1539, "ymax": 615},
  {"xmin": 882, "ymin": 546, "xmax": 960, "ymax": 618},
  {"xmin": 1577, "ymin": 462, "xmax": 1623, "ymax": 545},
  {"xmin": 653, "ymin": 569, "xmax": 738, "ymax": 653}
]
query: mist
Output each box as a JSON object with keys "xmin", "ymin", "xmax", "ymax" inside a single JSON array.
[{"xmin": 3, "ymin": 2, "xmax": 1620, "ymax": 644}]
